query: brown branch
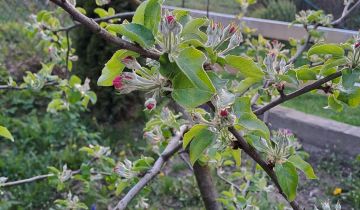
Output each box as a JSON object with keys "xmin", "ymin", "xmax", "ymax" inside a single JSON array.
[
  {"xmin": 49, "ymin": 0, "xmax": 160, "ymax": 60},
  {"xmin": 193, "ymin": 162, "xmax": 221, "ymax": 210},
  {"xmin": 254, "ymin": 71, "xmax": 342, "ymax": 116},
  {"xmin": 113, "ymin": 125, "xmax": 188, "ymax": 210},
  {"xmin": 0, "ymin": 174, "xmax": 54, "ymax": 187},
  {"xmin": 228, "ymin": 127, "xmax": 302, "ymax": 210}
]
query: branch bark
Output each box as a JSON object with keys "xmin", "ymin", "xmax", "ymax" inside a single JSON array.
[
  {"xmin": 49, "ymin": 0, "xmax": 160, "ymax": 60},
  {"xmin": 113, "ymin": 125, "xmax": 188, "ymax": 210},
  {"xmin": 254, "ymin": 71, "xmax": 342, "ymax": 116},
  {"xmin": 228, "ymin": 127, "xmax": 302, "ymax": 210},
  {"xmin": 193, "ymin": 162, "xmax": 221, "ymax": 210}
]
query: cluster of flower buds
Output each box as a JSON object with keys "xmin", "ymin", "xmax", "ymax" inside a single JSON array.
[
  {"xmin": 267, "ymin": 40, "xmax": 288, "ymax": 56},
  {"xmin": 206, "ymin": 21, "xmax": 243, "ymax": 54},
  {"xmin": 159, "ymin": 13, "xmax": 182, "ymax": 53},
  {"xmin": 113, "ymin": 159, "xmax": 136, "ymax": 179},
  {"xmin": 264, "ymin": 52, "xmax": 290, "ymax": 82},
  {"xmin": 143, "ymin": 127, "xmax": 163, "ymax": 154},
  {"xmin": 351, "ymin": 33, "xmax": 360, "ymax": 68},
  {"xmin": 112, "ymin": 56, "xmax": 161, "ymax": 94}
]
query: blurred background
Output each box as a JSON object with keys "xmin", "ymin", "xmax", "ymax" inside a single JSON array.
[{"xmin": 0, "ymin": 0, "xmax": 359, "ymax": 209}]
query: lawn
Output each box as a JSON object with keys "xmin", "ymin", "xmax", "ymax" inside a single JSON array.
[{"xmin": 282, "ymin": 92, "xmax": 360, "ymax": 126}]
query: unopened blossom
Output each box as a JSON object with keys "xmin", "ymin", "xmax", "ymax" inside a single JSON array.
[
  {"xmin": 113, "ymin": 159, "xmax": 136, "ymax": 179},
  {"xmin": 219, "ymin": 109, "xmax": 229, "ymax": 117},
  {"xmin": 222, "ymin": 22, "xmax": 238, "ymax": 39},
  {"xmin": 112, "ymin": 76, "xmax": 123, "ymax": 90},
  {"xmin": 59, "ymin": 164, "xmax": 72, "ymax": 183},
  {"xmin": 121, "ymin": 56, "xmax": 141, "ymax": 70},
  {"xmin": 226, "ymin": 32, "xmax": 243, "ymax": 51},
  {"xmin": 206, "ymin": 21, "xmax": 223, "ymax": 47},
  {"xmin": 144, "ymin": 98, "xmax": 157, "ymax": 111}
]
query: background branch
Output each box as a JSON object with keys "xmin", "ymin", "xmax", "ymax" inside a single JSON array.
[
  {"xmin": 331, "ymin": 0, "xmax": 360, "ymax": 25},
  {"xmin": 114, "ymin": 125, "xmax": 188, "ymax": 210},
  {"xmin": 49, "ymin": 0, "xmax": 160, "ymax": 60}
]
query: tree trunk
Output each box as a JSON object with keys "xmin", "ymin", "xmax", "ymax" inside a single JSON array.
[{"xmin": 193, "ymin": 162, "xmax": 221, "ymax": 210}]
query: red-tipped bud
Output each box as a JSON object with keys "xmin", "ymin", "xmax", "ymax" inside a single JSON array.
[
  {"xmin": 144, "ymin": 98, "xmax": 157, "ymax": 111},
  {"xmin": 229, "ymin": 25, "xmax": 237, "ymax": 34},
  {"xmin": 220, "ymin": 109, "xmax": 229, "ymax": 117},
  {"xmin": 166, "ymin": 15, "xmax": 175, "ymax": 24},
  {"xmin": 355, "ymin": 42, "xmax": 360, "ymax": 49},
  {"xmin": 121, "ymin": 56, "xmax": 134, "ymax": 64},
  {"xmin": 112, "ymin": 76, "xmax": 123, "ymax": 90}
]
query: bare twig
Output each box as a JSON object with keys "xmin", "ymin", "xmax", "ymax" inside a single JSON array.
[
  {"xmin": 254, "ymin": 71, "xmax": 342, "ymax": 116},
  {"xmin": 179, "ymin": 153, "xmax": 193, "ymax": 171},
  {"xmin": 113, "ymin": 125, "xmax": 188, "ymax": 210},
  {"xmin": 331, "ymin": 0, "xmax": 360, "ymax": 26},
  {"xmin": 216, "ymin": 169, "xmax": 241, "ymax": 193},
  {"xmin": 49, "ymin": 0, "xmax": 160, "ymax": 60},
  {"xmin": 1, "ymin": 174, "xmax": 54, "ymax": 187}
]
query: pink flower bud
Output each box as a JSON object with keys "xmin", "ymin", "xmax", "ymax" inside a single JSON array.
[
  {"xmin": 220, "ymin": 109, "xmax": 229, "ymax": 117},
  {"xmin": 112, "ymin": 76, "xmax": 123, "ymax": 90},
  {"xmin": 166, "ymin": 15, "xmax": 175, "ymax": 24},
  {"xmin": 229, "ymin": 24, "xmax": 237, "ymax": 34},
  {"xmin": 355, "ymin": 42, "xmax": 360, "ymax": 49},
  {"xmin": 121, "ymin": 56, "xmax": 135, "ymax": 64},
  {"xmin": 144, "ymin": 98, "xmax": 157, "ymax": 111}
]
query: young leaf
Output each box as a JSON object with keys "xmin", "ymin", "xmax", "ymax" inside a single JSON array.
[
  {"xmin": 181, "ymin": 18, "xmax": 208, "ymax": 42},
  {"xmin": 0, "ymin": 126, "xmax": 14, "ymax": 142},
  {"xmin": 132, "ymin": 0, "xmax": 161, "ymax": 34},
  {"xmin": 172, "ymin": 73, "xmax": 215, "ymax": 108},
  {"xmin": 225, "ymin": 55, "xmax": 264, "ymax": 81},
  {"xmin": 233, "ymin": 97, "xmax": 270, "ymax": 139},
  {"xmin": 327, "ymin": 95, "xmax": 343, "ymax": 112},
  {"xmin": 275, "ymin": 162, "xmax": 298, "ymax": 202},
  {"xmin": 97, "ymin": 50, "xmax": 138, "ymax": 86},
  {"xmin": 175, "ymin": 47, "xmax": 216, "ymax": 92},
  {"xmin": 107, "ymin": 23, "xmax": 155, "ymax": 48},
  {"xmin": 183, "ymin": 124, "xmax": 208, "ymax": 149},
  {"xmin": 287, "ymin": 155, "xmax": 317, "ymax": 179},
  {"xmin": 307, "ymin": 44, "xmax": 344, "ymax": 59},
  {"xmin": 189, "ymin": 127, "xmax": 216, "ymax": 165}
]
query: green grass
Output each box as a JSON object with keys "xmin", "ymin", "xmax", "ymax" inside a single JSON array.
[{"xmin": 282, "ymin": 92, "xmax": 360, "ymax": 126}]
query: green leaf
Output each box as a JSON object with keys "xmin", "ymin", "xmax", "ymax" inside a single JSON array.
[
  {"xmin": 342, "ymin": 68, "xmax": 360, "ymax": 91},
  {"xmin": 189, "ymin": 126, "xmax": 216, "ymax": 165},
  {"xmin": 328, "ymin": 94, "xmax": 343, "ymax": 112},
  {"xmin": 231, "ymin": 149, "xmax": 241, "ymax": 167},
  {"xmin": 132, "ymin": 0, "xmax": 161, "ymax": 34},
  {"xmin": 159, "ymin": 54, "xmax": 181, "ymax": 79},
  {"xmin": 233, "ymin": 97, "xmax": 270, "ymax": 139},
  {"xmin": 307, "ymin": 43, "xmax": 344, "ymax": 59},
  {"xmin": 172, "ymin": 73, "xmax": 214, "ymax": 108},
  {"xmin": 275, "ymin": 162, "xmax": 298, "ymax": 202},
  {"xmin": 295, "ymin": 65, "xmax": 318, "ymax": 80},
  {"xmin": 320, "ymin": 58, "xmax": 346, "ymax": 76},
  {"xmin": 183, "ymin": 124, "xmax": 208, "ymax": 149},
  {"xmin": 143, "ymin": 0, "xmax": 161, "ymax": 34},
  {"xmin": 172, "ymin": 47, "xmax": 216, "ymax": 108},
  {"xmin": 0, "ymin": 126, "xmax": 14, "ymax": 142},
  {"xmin": 287, "ymin": 155, "xmax": 317, "ymax": 179},
  {"xmin": 175, "ymin": 47, "xmax": 215, "ymax": 92},
  {"xmin": 181, "ymin": 18, "xmax": 208, "ymax": 42},
  {"xmin": 97, "ymin": 50, "xmax": 138, "ymax": 86},
  {"xmin": 107, "ymin": 23, "xmax": 155, "ymax": 48},
  {"xmin": 225, "ymin": 55, "xmax": 264, "ymax": 81},
  {"xmin": 94, "ymin": 8, "xmax": 108, "ymax": 18},
  {"xmin": 338, "ymin": 89, "xmax": 360, "ymax": 107}
]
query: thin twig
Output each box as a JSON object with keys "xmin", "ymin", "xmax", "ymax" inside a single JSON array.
[
  {"xmin": 1, "ymin": 174, "xmax": 54, "ymax": 187},
  {"xmin": 49, "ymin": 0, "xmax": 160, "ymax": 60},
  {"xmin": 331, "ymin": 0, "xmax": 360, "ymax": 26},
  {"xmin": 216, "ymin": 169, "xmax": 241, "ymax": 193},
  {"xmin": 113, "ymin": 125, "xmax": 188, "ymax": 210},
  {"xmin": 179, "ymin": 153, "xmax": 193, "ymax": 171},
  {"xmin": 254, "ymin": 71, "xmax": 342, "ymax": 116}
]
